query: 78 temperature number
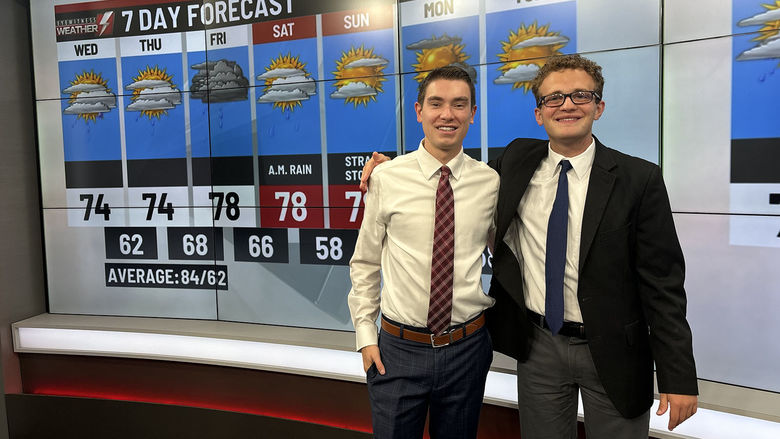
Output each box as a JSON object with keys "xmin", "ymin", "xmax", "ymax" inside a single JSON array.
[{"xmin": 275, "ymin": 191, "xmax": 307, "ymax": 221}]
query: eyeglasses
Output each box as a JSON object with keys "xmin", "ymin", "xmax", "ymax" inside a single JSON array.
[{"xmin": 537, "ymin": 90, "xmax": 601, "ymax": 108}]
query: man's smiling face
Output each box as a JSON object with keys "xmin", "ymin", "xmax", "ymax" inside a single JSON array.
[
  {"xmin": 534, "ymin": 68, "xmax": 605, "ymax": 152},
  {"xmin": 415, "ymin": 78, "xmax": 476, "ymax": 156}
]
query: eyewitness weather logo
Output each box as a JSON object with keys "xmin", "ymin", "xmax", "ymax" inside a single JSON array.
[
  {"xmin": 125, "ymin": 66, "xmax": 182, "ymax": 119},
  {"xmin": 494, "ymin": 22, "xmax": 569, "ymax": 91},
  {"xmin": 406, "ymin": 34, "xmax": 476, "ymax": 83},
  {"xmin": 330, "ymin": 45, "xmax": 388, "ymax": 107},
  {"xmin": 62, "ymin": 70, "xmax": 117, "ymax": 122},
  {"xmin": 257, "ymin": 53, "xmax": 316, "ymax": 112}
]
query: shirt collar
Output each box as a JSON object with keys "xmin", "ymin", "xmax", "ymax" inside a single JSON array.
[
  {"xmin": 416, "ymin": 139, "xmax": 464, "ymax": 181},
  {"xmin": 546, "ymin": 137, "xmax": 596, "ymax": 180}
]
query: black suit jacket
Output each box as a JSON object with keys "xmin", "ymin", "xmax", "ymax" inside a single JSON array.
[{"xmin": 487, "ymin": 137, "xmax": 698, "ymax": 418}]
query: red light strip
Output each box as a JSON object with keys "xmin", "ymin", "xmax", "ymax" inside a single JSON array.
[{"xmin": 29, "ymin": 386, "xmax": 373, "ymax": 434}]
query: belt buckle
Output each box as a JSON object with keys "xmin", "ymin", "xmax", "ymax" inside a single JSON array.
[{"xmin": 430, "ymin": 331, "xmax": 452, "ymax": 348}]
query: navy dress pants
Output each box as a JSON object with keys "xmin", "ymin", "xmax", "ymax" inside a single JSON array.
[{"xmin": 366, "ymin": 324, "xmax": 493, "ymax": 439}]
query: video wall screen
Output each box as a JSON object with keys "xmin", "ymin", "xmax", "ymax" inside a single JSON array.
[
  {"xmin": 662, "ymin": 0, "xmax": 780, "ymax": 393},
  {"xmin": 30, "ymin": 0, "xmax": 780, "ymax": 393}
]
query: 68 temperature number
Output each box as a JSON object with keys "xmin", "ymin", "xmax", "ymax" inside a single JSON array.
[{"xmin": 182, "ymin": 234, "xmax": 209, "ymax": 256}]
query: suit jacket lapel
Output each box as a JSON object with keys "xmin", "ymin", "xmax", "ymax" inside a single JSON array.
[
  {"xmin": 497, "ymin": 142, "xmax": 547, "ymax": 242},
  {"xmin": 579, "ymin": 140, "xmax": 617, "ymax": 271}
]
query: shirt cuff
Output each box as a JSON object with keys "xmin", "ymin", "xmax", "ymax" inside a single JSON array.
[{"xmin": 355, "ymin": 322, "xmax": 379, "ymax": 351}]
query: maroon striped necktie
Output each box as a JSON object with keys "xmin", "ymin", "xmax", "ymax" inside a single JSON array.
[{"xmin": 427, "ymin": 165, "xmax": 455, "ymax": 335}]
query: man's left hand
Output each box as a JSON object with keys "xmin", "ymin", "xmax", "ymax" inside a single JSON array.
[{"xmin": 656, "ymin": 393, "xmax": 698, "ymax": 431}]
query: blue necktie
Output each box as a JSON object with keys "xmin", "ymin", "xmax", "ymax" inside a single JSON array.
[{"xmin": 545, "ymin": 160, "xmax": 572, "ymax": 335}]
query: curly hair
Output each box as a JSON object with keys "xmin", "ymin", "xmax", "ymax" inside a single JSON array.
[{"xmin": 530, "ymin": 54, "xmax": 604, "ymax": 103}]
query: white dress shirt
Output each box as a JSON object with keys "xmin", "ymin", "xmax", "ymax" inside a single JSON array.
[
  {"xmin": 515, "ymin": 139, "xmax": 596, "ymax": 323},
  {"xmin": 348, "ymin": 143, "xmax": 499, "ymax": 351}
]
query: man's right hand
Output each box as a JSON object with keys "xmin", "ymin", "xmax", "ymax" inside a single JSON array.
[
  {"xmin": 359, "ymin": 151, "xmax": 391, "ymax": 192},
  {"xmin": 360, "ymin": 344, "xmax": 386, "ymax": 375}
]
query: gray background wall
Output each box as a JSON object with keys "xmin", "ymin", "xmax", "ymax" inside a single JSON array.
[{"xmin": 0, "ymin": 0, "xmax": 48, "ymax": 437}]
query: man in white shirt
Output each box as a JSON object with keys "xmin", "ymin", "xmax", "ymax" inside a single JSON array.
[{"xmin": 348, "ymin": 66, "xmax": 499, "ymax": 439}]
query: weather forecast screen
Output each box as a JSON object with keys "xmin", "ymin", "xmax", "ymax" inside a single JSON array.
[
  {"xmin": 31, "ymin": 0, "xmax": 780, "ymax": 394},
  {"xmin": 34, "ymin": 0, "xmax": 663, "ymax": 329}
]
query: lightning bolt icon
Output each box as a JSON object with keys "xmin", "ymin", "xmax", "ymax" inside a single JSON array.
[{"xmin": 98, "ymin": 11, "xmax": 113, "ymax": 36}]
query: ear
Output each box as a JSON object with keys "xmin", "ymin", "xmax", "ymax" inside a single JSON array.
[
  {"xmin": 534, "ymin": 107, "xmax": 544, "ymax": 126},
  {"xmin": 415, "ymin": 101, "xmax": 423, "ymax": 123},
  {"xmin": 593, "ymin": 99, "xmax": 605, "ymax": 120},
  {"xmin": 470, "ymin": 105, "xmax": 477, "ymax": 124}
]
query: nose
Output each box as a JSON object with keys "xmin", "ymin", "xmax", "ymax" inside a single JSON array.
[{"xmin": 439, "ymin": 104, "xmax": 454, "ymax": 119}]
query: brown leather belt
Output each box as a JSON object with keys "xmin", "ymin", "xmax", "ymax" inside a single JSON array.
[{"xmin": 381, "ymin": 313, "xmax": 486, "ymax": 348}]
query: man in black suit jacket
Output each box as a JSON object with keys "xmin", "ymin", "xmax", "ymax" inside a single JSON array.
[{"xmin": 487, "ymin": 54, "xmax": 698, "ymax": 437}]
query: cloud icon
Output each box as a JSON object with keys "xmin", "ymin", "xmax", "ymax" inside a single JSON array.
[
  {"xmin": 62, "ymin": 88, "xmax": 117, "ymax": 115},
  {"xmin": 256, "ymin": 62, "xmax": 316, "ymax": 108},
  {"xmin": 494, "ymin": 64, "xmax": 540, "ymax": 84},
  {"xmin": 345, "ymin": 57, "xmax": 389, "ymax": 69},
  {"xmin": 127, "ymin": 98, "xmax": 176, "ymax": 111},
  {"xmin": 267, "ymin": 76, "xmax": 316, "ymax": 94},
  {"xmin": 737, "ymin": 37, "xmax": 780, "ymax": 61},
  {"xmin": 330, "ymin": 81, "xmax": 377, "ymax": 98},
  {"xmin": 126, "ymin": 85, "xmax": 181, "ymax": 111},
  {"xmin": 258, "ymin": 89, "xmax": 313, "ymax": 103},
  {"xmin": 406, "ymin": 34, "xmax": 462, "ymax": 50},
  {"xmin": 62, "ymin": 83, "xmax": 107, "ymax": 94},
  {"xmin": 190, "ymin": 59, "xmax": 249, "ymax": 103},
  {"xmin": 511, "ymin": 35, "xmax": 570, "ymax": 50},
  {"xmin": 257, "ymin": 68, "xmax": 306, "ymax": 80},
  {"xmin": 125, "ymin": 79, "xmax": 171, "ymax": 90},
  {"xmin": 63, "ymin": 101, "xmax": 114, "ymax": 115},
  {"xmin": 737, "ymin": 8, "xmax": 780, "ymax": 27}
]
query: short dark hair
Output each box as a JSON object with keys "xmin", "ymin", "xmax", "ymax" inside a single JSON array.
[
  {"xmin": 530, "ymin": 54, "xmax": 604, "ymax": 103},
  {"xmin": 417, "ymin": 65, "xmax": 476, "ymax": 107}
]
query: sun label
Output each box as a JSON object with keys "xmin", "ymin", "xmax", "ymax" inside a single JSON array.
[
  {"xmin": 322, "ymin": 6, "xmax": 394, "ymax": 36},
  {"xmin": 344, "ymin": 13, "xmax": 370, "ymax": 30}
]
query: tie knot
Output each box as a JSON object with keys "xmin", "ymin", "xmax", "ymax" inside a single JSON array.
[
  {"xmin": 559, "ymin": 160, "xmax": 572, "ymax": 173},
  {"xmin": 440, "ymin": 166, "xmax": 451, "ymax": 177}
]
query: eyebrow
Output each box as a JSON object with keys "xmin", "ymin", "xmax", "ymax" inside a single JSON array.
[
  {"xmin": 545, "ymin": 88, "xmax": 590, "ymax": 95},
  {"xmin": 425, "ymin": 96, "xmax": 470, "ymax": 103}
]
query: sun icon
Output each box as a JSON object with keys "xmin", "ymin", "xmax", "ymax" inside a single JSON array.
[
  {"xmin": 752, "ymin": 0, "xmax": 780, "ymax": 42},
  {"xmin": 128, "ymin": 66, "xmax": 178, "ymax": 119},
  {"xmin": 496, "ymin": 22, "xmax": 569, "ymax": 92},
  {"xmin": 262, "ymin": 53, "xmax": 311, "ymax": 111},
  {"xmin": 410, "ymin": 35, "xmax": 470, "ymax": 83},
  {"xmin": 332, "ymin": 45, "xmax": 387, "ymax": 107},
  {"xmin": 66, "ymin": 71, "xmax": 111, "ymax": 122}
]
